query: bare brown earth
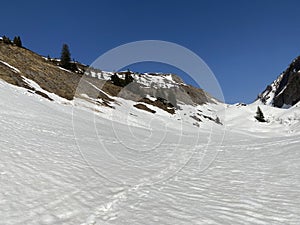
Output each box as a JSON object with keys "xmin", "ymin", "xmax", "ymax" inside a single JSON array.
[
  {"xmin": 133, "ymin": 104, "xmax": 156, "ymax": 114},
  {"xmin": 0, "ymin": 42, "xmax": 81, "ymax": 100},
  {"xmin": 0, "ymin": 41, "xmax": 218, "ymax": 114}
]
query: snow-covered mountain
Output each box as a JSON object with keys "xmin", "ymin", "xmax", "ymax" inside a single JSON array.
[
  {"xmin": 258, "ymin": 56, "xmax": 300, "ymax": 108},
  {"xmin": 79, "ymin": 68, "xmax": 224, "ymax": 125},
  {"xmin": 1, "ymin": 39, "xmax": 300, "ymax": 224},
  {"xmin": 0, "ymin": 40, "xmax": 224, "ymax": 127}
]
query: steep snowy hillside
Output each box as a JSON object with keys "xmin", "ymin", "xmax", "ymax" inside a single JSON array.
[
  {"xmin": 0, "ymin": 41, "xmax": 222, "ymax": 126},
  {"xmin": 258, "ymin": 56, "xmax": 300, "ymax": 108},
  {"xmin": 1, "ymin": 75, "xmax": 300, "ymax": 225}
]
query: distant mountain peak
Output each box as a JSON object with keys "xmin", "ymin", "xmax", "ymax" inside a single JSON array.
[{"xmin": 258, "ymin": 56, "xmax": 300, "ymax": 108}]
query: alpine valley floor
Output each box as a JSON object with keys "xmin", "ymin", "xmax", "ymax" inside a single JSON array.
[{"xmin": 1, "ymin": 80, "xmax": 300, "ymax": 225}]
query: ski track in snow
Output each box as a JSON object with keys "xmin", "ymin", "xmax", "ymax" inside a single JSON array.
[{"xmin": 0, "ymin": 80, "xmax": 300, "ymax": 224}]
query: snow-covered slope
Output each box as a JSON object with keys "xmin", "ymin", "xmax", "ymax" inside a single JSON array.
[
  {"xmin": 1, "ymin": 75, "xmax": 300, "ymax": 225},
  {"xmin": 0, "ymin": 41, "xmax": 223, "ymax": 129}
]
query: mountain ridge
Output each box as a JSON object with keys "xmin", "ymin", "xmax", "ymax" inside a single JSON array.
[
  {"xmin": 258, "ymin": 56, "xmax": 300, "ymax": 108},
  {"xmin": 0, "ymin": 40, "xmax": 222, "ymax": 126}
]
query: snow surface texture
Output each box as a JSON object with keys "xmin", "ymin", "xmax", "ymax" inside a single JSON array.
[{"xmin": 1, "ymin": 79, "xmax": 300, "ymax": 225}]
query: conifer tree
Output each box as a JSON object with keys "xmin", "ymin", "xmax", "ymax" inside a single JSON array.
[
  {"xmin": 255, "ymin": 106, "xmax": 266, "ymax": 122},
  {"xmin": 60, "ymin": 44, "xmax": 71, "ymax": 70},
  {"xmin": 13, "ymin": 36, "xmax": 22, "ymax": 47},
  {"xmin": 2, "ymin": 35, "xmax": 11, "ymax": 44},
  {"xmin": 125, "ymin": 70, "xmax": 134, "ymax": 85},
  {"xmin": 111, "ymin": 73, "xmax": 121, "ymax": 86},
  {"xmin": 215, "ymin": 116, "xmax": 222, "ymax": 125}
]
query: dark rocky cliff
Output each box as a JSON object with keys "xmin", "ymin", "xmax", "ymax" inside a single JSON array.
[{"xmin": 258, "ymin": 56, "xmax": 300, "ymax": 108}]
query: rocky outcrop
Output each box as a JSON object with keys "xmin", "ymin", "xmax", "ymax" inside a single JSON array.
[{"xmin": 258, "ymin": 56, "xmax": 300, "ymax": 108}]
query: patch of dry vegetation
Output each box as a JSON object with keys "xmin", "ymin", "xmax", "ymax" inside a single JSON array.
[{"xmin": 0, "ymin": 43, "xmax": 81, "ymax": 100}]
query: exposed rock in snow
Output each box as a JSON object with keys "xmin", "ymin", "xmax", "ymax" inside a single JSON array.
[{"xmin": 258, "ymin": 56, "xmax": 300, "ymax": 108}]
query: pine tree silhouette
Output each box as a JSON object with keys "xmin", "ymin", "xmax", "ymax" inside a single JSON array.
[
  {"xmin": 2, "ymin": 36, "xmax": 11, "ymax": 44},
  {"xmin": 60, "ymin": 44, "xmax": 71, "ymax": 70},
  {"xmin": 13, "ymin": 36, "xmax": 22, "ymax": 47},
  {"xmin": 255, "ymin": 106, "xmax": 266, "ymax": 122}
]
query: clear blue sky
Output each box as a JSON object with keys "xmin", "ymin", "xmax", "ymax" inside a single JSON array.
[{"xmin": 2, "ymin": 0, "xmax": 300, "ymax": 103}]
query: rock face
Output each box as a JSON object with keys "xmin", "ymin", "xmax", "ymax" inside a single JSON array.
[
  {"xmin": 78, "ymin": 69, "xmax": 220, "ymax": 116},
  {"xmin": 258, "ymin": 56, "xmax": 300, "ymax": 108},
  {"xmin": 0, "ymin": 41, "xmax": 219, "ymax": 116}
]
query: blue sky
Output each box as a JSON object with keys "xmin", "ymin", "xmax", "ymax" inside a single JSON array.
[{"xmin": 2, "ymin": 0, "xmax": 300, "ymax": 103}]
